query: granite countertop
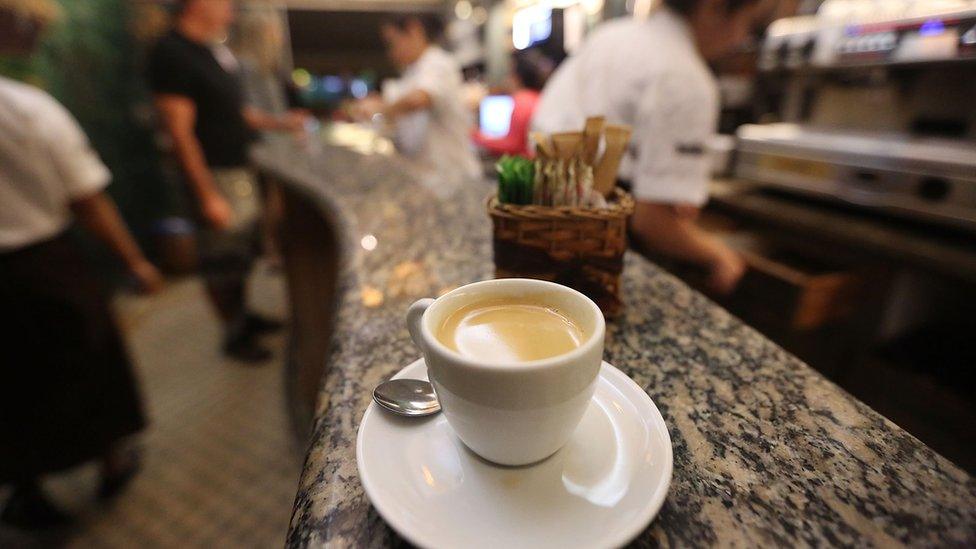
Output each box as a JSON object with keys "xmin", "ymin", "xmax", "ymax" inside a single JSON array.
[{"xmin": 252, "ymin": 133, "xmax": 976, "ymax": 548}]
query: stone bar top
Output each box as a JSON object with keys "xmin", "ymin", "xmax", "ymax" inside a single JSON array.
[{"xmin": 251, "ymin": 132, "xmax": 976, "ymax": 548}]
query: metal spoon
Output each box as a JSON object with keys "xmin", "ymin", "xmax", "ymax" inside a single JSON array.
[{"xmin": 372, "ymin": 379, "xmax": 441, "ymax": 417}]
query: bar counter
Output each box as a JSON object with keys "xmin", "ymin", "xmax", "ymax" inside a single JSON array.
[{"xmin": 252, "ymin": 131, "xmax": 976, "ymax": 548}]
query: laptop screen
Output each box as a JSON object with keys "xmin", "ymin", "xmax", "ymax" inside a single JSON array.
[{"xmin": 479, "ymin": 95, "xmax": 516, "ymax": 139}]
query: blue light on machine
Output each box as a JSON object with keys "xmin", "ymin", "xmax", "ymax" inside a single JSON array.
[
  {"xmin": 918, "ymin": 19, "xmax": 945, "ymax": 37},
  {"xmin": 350, "ymin": 79, "xmax": 369, "ymax": 99},
  {"xmin": 322, "ymin": 76, "xmax": 344, "ymax": 94}
]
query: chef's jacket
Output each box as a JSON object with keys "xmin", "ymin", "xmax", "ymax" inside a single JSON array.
[
  {"xmin": 532, "ymin": 7, "xmax": 718, "ymax": 206},
  {"xmin": 388, "ymin": 46, "xmax": 481, "ymax": 186},
  {"xmin": 0, "ymin": 76, "xmax": 111, "ymax": 252}
]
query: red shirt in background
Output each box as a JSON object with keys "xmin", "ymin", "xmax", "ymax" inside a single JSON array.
[{"xmin": 472, "ymin": 89, "xmax": 540, "ymax": 157}]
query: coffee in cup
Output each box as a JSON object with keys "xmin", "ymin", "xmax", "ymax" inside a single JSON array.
[{"xmin": 434, "ymin": 298, "xmax": 585, "ymax": 362}]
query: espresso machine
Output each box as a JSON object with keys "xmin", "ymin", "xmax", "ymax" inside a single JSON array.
[{"xmin": 735, "ymin": 0, "xmax": 976, "ymax": 232}]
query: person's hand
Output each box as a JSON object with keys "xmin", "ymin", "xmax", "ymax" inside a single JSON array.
[
  {"xmin": 130, "ymin": 260, "xmax": 165, "ymax": 294},
  {"xmin": 707, "ymin": 246, "xmax": 747, "ymax": 295},
  {"xmin": 201, "ymin": 192, "xmax": 233, "ymax": 230},
  {"xmin": 351, "ymin": 96, "xmax": 386, "ymax": 122},
  {"xmin": 283, "ymin": 109, "xmax": 310, "ymax": 132}
]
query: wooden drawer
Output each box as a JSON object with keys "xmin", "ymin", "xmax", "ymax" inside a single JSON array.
[{"xmin": 724, "ymin": 234, "xmax": 867, "ymax": 331}]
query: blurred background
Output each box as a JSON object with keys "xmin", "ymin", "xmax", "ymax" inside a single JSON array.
[{"xmin": 1, "ymin": 0, "xmax": 974, "ymax": 546}]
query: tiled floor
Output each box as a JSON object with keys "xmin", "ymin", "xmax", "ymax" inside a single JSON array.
[{"xmin": 1, "ymin": 266, "xmax": 303, "ymax": 548}]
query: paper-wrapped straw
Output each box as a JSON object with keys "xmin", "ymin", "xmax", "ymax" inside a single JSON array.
[
  {"xmin": 542, "ymin": 157, "xmax": 557, "ymax": 206},
  {"xmin": 531, "ymin": 132, "xmax": 553, "ymax": 206},
  {"xmin": 593, "ymin": 124, "xmax": 632, "ymax": 197},
  {"xmin": 519, "ymin": 122, "xmax": 630, "ymax": 207},
  {"xmin": 551, "ymin": 132, "xmax": 582, "ymax": 160},
  {"xmin": 532, "ymin": 158, "xmax": 545, "ymax": 205},
  {"xmin": 531, "ymin": 131, "xmax": 555, "ymax": 158},
  {"xmin": 582, "ymin": 116, "xmax": 605, "ymax": 165}
]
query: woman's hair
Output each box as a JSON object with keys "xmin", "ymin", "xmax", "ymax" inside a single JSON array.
[
  {"xmin": 383, "ymin": 13, "xmax": 445, "ymax": 42},
  {"xmin": 512, "ymin": 50, "xmax": 551, "ymax": 91},
  {"xmin": 232, "ymin": 8, "xmax": 285, "ymax": 72},
  {"xmin": 664, "ymin": 0, "xmax": 761, "ymax": 16},
  {"xmin": 0, "ymin": 0, "xmax": 61, "ymax": 24}
]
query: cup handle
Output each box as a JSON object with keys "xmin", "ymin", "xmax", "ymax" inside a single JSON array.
[{"xmin": 407, "ymin": 298, "xmax": 435, "ymax": 350}]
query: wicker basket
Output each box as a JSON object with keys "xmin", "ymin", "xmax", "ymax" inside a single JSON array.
[{"xmin": 487, "ymin": 188, "xmax": 635, "ymax": 317}]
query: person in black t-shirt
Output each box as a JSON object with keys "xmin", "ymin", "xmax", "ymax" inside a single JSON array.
[{"xmin": 148, "ymin": 0, "xmax": 307, "ymax": 363}]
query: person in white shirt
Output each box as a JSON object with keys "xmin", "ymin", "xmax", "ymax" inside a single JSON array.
[
  {"xmin": 358, "ymin": 14, "xmax": 481, "ymax": 186},
  {"xmin": 0, "ymin": 2, "xmax": 163, "ymax": 529},
  {"xmin": 533, "ymin": 0, "xmax": 768, "ymax": 294}
]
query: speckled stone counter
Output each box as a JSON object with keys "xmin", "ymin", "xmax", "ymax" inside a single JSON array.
[{"xmin": 252, "ymin": 134, "xmax": 976, "ymax": 548}]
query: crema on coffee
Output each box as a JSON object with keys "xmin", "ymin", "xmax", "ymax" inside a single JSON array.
[{"xmin": 435, "ymin": 298, "xmax": 584, "ymax": 362}]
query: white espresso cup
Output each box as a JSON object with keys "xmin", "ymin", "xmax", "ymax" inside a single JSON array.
[{"xmin": 407, "ymin": 278, "xmax": 605, "ymax": 465}]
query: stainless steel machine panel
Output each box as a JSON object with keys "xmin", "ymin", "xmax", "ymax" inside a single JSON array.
[
  {"xmin": 830, "ymin": 12, "xmax": 976, "ymax": 66},
  {"xmin": 760, "ymin": 2, "xmax": 976, "ymax": 70},
  {"xmin": 735, "ymin": 124, "xmax": 976, "ymax": 232}
]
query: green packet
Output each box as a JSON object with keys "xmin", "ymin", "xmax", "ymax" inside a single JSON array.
[{"xmin": 496, "ymin": 155, "xmax": 535, "ymax": 205}]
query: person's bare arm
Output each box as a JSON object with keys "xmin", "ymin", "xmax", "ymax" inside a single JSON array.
[
  {"xmin": 242, "ymin": 105, "xmax": 306, "ymax": 132},
  {"xmin": 631, "ymin": 201, "xmax": 719, "ymax": 265},
  {"xmin": 154, "ymin": 94, "xmax": 231, "ymax": 229},
  {"xmin": 70, "ymin": 191, "xmax": 164, "ymax": 293},
  {"xmin": 630, "ymin": 200, "xmax": 745, "ymax": 294},
  {"xmin": 382, "ymin": 90, "xmax": 432, "ymax": 120}
]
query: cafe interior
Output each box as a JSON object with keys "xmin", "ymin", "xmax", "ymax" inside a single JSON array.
[{"xmin": 1, "ymin": 0, "xmax": 974, "ymax": 546}]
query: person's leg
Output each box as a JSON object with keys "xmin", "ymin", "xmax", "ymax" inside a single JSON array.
[
  {"xmin": 207, "ymin": 272, "xmax": 272, "ymax": 363},
  {"xmin": 203, "ymin": 274, "xmax": 246, "ymax": 324},
  {"xmin": 196, "ymin": 217, "xmax": 272, "ymax": 362},
  {"xmin": 1, "ymin": 479, "xmax": 71, "ymax": 530},
  {"xmin": 205, "ymin": 265, "xmax": 273, "ymax": 363},
  {"xmin": 1, "ymin": 234, "xmax": 145, "ymax": 521},
  {"xmin": 66, "ymin": 238, "xmax": 147, "ymax": 499},
  {"xmin": 98, "ymin": 441, "xmax": 141, "ymax": 500},
  {"xmin": 203, "ymin": 169, "xmax": 278, "ymax": 362},
  {"xmin": 246, "ymin": 174, "xmax": 285, "ymax": 333},
  {"xmin": 245, "ymin": 311, "xmax": 284, "ymax": 333}
]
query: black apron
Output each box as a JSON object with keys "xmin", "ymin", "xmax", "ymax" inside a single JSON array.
[{"xmin": 0, "ymin": 230, "xmax": 146, "ymax": 482}]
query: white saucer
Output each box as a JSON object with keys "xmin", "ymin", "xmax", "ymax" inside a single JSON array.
[{"xmin": 357, "ymin": 359, "xmax": 673, "ymax": 549}]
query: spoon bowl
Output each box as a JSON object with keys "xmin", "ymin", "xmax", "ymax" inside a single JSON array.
[{"xmin": 373, "ymin": 379, "xmax": 441, "ymax": 417}]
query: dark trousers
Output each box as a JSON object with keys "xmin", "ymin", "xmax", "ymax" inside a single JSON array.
[{"xmin": 0, "ymin": 231, "xmax": 146, "ymax": 482}]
